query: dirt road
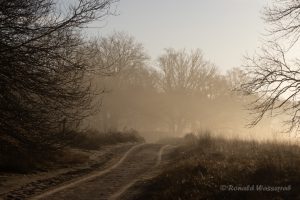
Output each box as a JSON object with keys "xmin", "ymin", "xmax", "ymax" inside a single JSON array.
[{"xmin": 30, "ymin": 144, "xmax": 169, "ymax": 200}]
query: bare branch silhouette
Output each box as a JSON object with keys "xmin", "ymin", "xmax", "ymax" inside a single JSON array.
[{"xmin": 0, "ymin": 0, "xmax": 117, "ymax": 148}]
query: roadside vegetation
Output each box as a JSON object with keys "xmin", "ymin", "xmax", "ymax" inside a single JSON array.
[
  {"xmin": 135, "ymin": 131, "xmax": 300, "ymax": 200},
  {"xmin": 0, "ymin": 129, "xmax": 143, "ymax": 173},
  {"xmin": 0, "ymin": 0, "xmax": 147, "ymax": 175}
]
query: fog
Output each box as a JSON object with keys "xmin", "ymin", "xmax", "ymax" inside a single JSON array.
[
  {"xmin": 3, "ymin": 1, "xmax": 300, "ymax": 199},
  {"xmin": 84, "ymin": 33, "xmax": 285, "ymax": 142}
]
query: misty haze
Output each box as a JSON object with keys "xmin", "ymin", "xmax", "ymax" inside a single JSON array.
[{"xmin": 1, "ymin": 0, "xmax": 300, "ymax": 200}]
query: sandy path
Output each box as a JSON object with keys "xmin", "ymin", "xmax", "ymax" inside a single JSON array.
[{"xmin": 31, "ymin": 144, "xmax": 168, "ymax": 200}]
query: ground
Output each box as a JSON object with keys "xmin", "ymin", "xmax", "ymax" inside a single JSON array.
[{"xmin": 0, "ymin": 143, "xmax": 173, "ymax": 200}]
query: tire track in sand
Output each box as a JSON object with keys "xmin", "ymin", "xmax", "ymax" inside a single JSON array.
[
  {"xmin": 109, "ymin": 145, "xmax": 171, "ymax": 200},
  {"xmin": 31, "ymin": 143, "xmax": 170, "ymax": 200},
  {"xmin": 30, "ymin": 143, "xmax": 146, "ymax": 200}
]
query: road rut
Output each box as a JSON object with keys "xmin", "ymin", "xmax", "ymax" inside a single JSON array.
[{"xmin": 32, "ymin": 144, "xmax": 168, "ymax": 200}]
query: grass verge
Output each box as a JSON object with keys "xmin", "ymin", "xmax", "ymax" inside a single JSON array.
[
  {"xmin": 0, "ymin": 129, "xmax": 144, "ymax": 173},
  {"xmin": 136, "ymin": 131, "xmax": 300, "ymax": 200}
]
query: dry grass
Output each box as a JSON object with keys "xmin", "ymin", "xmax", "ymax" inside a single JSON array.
[
  {"xmin": 136, "ymin": 131, "xmax": 300, "ymax": 200},
  {"xmin": 0, "ymin": 129, "xmax": 144, "ymax": 173}
]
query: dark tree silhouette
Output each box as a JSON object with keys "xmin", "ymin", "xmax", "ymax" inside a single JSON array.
[
  {"xmin": 0, "ymin": 0, "xmax": 117, "ymax": 148},
  {"xmin": 264, "ymin": 0, "xmax": 300, "ymax": 46},
  {"xmin": 242, "ymin": 0, "xmax": 300, "ymax": 132}
]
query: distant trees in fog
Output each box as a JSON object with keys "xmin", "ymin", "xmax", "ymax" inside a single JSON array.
[
  {"xmin": 0, "ymin": 0, "xmax": 117, "ymax": 148},
  {"xmin": 158, "ymin": 48, "xmax": 218, "ymax": 134},
  {"xmin": 88, "ymin": 33, "xmax": 254, "ymax": 136},
  {"xmin": 0, "ymin": 0, "xmax": 281, "ymax": 149},
  {"xmin": 158, "ymin": 48, "xmax": 217, "ymax": 95},
  {"xmin": 87, "ymin": 32, "xmax": 148, "ymax": 76},
  {"xmin": 241, "ymin": 0, "xmax": 300, "ymax": 132}
]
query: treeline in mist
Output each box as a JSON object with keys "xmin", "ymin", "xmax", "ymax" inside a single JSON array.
[
  {"xmin": 87, "ymin": 33, "xmax": 275, "ymax": 141},
  {"xmin": 0, "ymin": 0, "xmax": 278, "ymax": 157}
]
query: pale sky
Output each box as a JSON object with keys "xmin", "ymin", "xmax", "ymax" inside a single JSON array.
[{"xmin": 85, "ymin": 0, "xmax": 268, "ymax": 72}]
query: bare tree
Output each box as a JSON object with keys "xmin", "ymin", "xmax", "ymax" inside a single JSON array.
[
  {"xmin": 159, "ymin": 48, "xmax": 217, "ymax": 95},
  {"xmin": 0, "ymin": 0, "xmax": 117, "ymax": 148},
  {"xmin": 158, "ymin": 48, "xmax": 217, "ymax": 134},
  {"xmin": 86, "ymin": 33, "xmax": 152, "ymax": 132},
  {"xmin": 264, "ymin": 0, "xmax": 300, "ymax": 47},
  {"xmin": 88, "ymin": 32, "xmax": 148, "ymax": 76},
  {"xmin": 242, "ymin": 0, "xmax": 300, "ymax": 132},
  {"xmin": 242, "ymin": 42, "xmax": 300, "ymax": 131}
]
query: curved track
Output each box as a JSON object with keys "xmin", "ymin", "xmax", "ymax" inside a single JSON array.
[{"xmin": 31, "ymin": 144, "xmax": 169, "ymax": 200}]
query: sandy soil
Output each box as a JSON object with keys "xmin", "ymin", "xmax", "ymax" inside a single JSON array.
[
  {"xmin": 0, "ymin": 143, "xmax": 136, "ymax": 200},
  {"xmin": 29, "ymin": 144, "xmax": 170, "ymax": 200}
]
